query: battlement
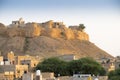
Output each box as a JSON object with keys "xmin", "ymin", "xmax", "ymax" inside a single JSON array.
[{"xmin": 0, "ymin": 19, "xmax": 89, "ymax": 41}]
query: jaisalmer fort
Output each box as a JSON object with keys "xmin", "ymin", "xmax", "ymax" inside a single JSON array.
[{"xmin": 0, "ymin": 18, "xmax": 119, "ymax": 80}]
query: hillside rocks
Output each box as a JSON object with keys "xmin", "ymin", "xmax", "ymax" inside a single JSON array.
[
  {"xmin": 0, "ymin": 23, "xmax": 5, "ymax": 28},
  {"xmin": 6, "ymin": 27, "xmax": 22, "ymax": 37},
  {"xmin": 0, "ymin": 19, "xmax": 113, "ymax": 59},
  {"xmin": 0, "ymin": 36, "xmax": 113, "ymax": 59},
  {"xmin": 0, "ymin": 23, "xmax": 7, "ymax": 37},
  {"xmin": 0, "ymin": 36, "xmax": 25, "ymax": 56}
]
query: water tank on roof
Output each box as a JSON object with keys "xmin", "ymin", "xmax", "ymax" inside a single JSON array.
[
  {"xmin": 0, "ymin": 61, "xmax": 4, "ymax": 65},
  {"xmin": 36, "ymin": 70, "xmax": 41, "ymax": 76},
  {"xmin": 4, "ymin": 61, "xmax": 10, "ymax": 65}
]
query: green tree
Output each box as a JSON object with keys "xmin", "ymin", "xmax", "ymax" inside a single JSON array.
[
  {"xmin": 108, "ymin": 68, "xmax": 120, "ymax": 80},
  {"xmin": 36, "ymin": 58, "xmax": 69, "ymax": 76},
  {"xmin": 68, "ymin": 57, "xmax": 106, "ymax": 76},
  {"xmin": 68, "ymin": 60, "xmax": 83, "ymax": 75},
  {"xmin": 36, "ymin": 57, "xmax": 106, "ymax": 76},
  {"xmin": 78, "ymin": 24, "xmax": 85, "ymax": 31}
]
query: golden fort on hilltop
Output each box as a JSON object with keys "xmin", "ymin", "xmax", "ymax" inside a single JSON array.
[{"xmin": 0, "ymin": 18, "xmax": 89, "ymax": 40}]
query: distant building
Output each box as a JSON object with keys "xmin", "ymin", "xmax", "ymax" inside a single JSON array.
[
  {"xmin": 96, "ymin": 57, "xmax": 115, "ymax": 72},
  {"xmin": 42, "ymin": 72, "xmax": 55, "ymax": 80},
  {"xmin": 12, "ymin": 18, "xmax": 25, "ymax": 25},
  {"xmin": 0, "ymin": 56, "xmax": 3, "ymax": 65},
  {"xmin": 73, "ymin": 74, "xmax": 92, "ymax": 80},
  {"xmin": 40, "ymin": 20, "xmax": 65, "ymax": 29},
  {"xmin": 0, "ymin": 56, "xmax": 3, "ymax": 61},
  {"xmin": 0, "ymin": 51, "xmax": 42, "ymax": 79},
  {"xmin": 58, "ymin": 54, "xmax": 77, "ymax": 61},
  {"xmin": 20, "ymin": 59, "xmax": 39, "ymax": 68},
  {"xmin": 108, "ymin": 62, "xmax": 115, "ymax": 71},
  {"xmin": 0, "ymin": 64, "xmax": 28, "ymax": 78},
  {"xmin": 22, "ymin": 72, "xmax": 33, "ymax": 80},
  {"xmin": 115, "ymin": 56, "xmax": 120, "ymax": 69},
  {"xmin": 0, "ymin": 72, "xmax": 14, "ymax": 80},
  {"xmin": 16, "ymin": 55, "xmax": 40, "ymax": 68},
  {"xmin": 7, "ymin": 51, "xmax": 15, "ymax": 65}
]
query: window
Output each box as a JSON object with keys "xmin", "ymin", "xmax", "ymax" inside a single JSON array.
[
  {"xmin": 24, "ymin": 71, "xmax": 27, "ymax": 74},
  {"xmin": 34, "ymin": 64, "xmax": 36, "ymax": 66},
  {"xmin": 78, "ymin": 75, "xmax": 80, "ymax": 78},
  {"xmin": 17, "ymin": 70, "xmax": 20, "ymax": 73},
  {"xmin": 27, "ymin": 63, "xmax": 30, "ymax": 66}
]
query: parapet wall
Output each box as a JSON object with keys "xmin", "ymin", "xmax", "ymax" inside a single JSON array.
[{"xmin": 0, "ymin": 20, "xmax": 89, "ymax": 41}]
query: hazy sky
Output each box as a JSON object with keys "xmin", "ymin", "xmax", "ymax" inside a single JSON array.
[{"xmin": 0, "ymin": 0, "xmax": 120, "ymax": 57}]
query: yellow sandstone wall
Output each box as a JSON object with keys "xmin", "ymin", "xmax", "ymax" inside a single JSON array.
[
  {"xmin": 50, "ymin": 28, "xmax": 61, "ymax": 38},
  {"xmin": 76, "ymin": 31, "xmax": 89, "ymax": 40},
  {"xmin": 24, "ymin": 23, "xmax": 41, "ymax": 37},
  {"xmin": 1, "ymin": 21, "xmax": 89, "ymax": 41},
  {"xmin": 65, "ymin": 29, "xmax": 75, "ymax": 40}
]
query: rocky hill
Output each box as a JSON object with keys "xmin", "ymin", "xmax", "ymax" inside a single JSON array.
[{"xmin": 0, "ymin": 19, "xmax": 113, "ymax": 59}]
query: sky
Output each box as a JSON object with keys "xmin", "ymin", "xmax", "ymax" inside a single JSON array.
[{"xmin": 0, "ymin": 0, "xmax": 120, "ymax": 57}]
